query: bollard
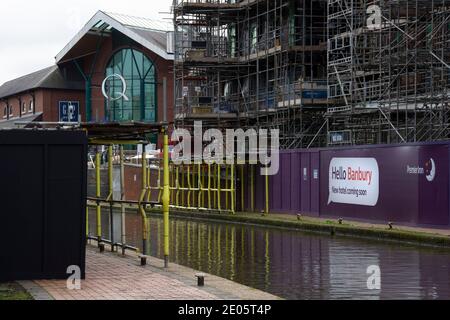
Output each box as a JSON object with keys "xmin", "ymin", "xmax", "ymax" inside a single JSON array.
[
  {"xmin": 139, "ymin": 255, "xmax": 148, "ymax": 266},
  {"xmin": 196, "ymin": 273, "xmax": 205, "ymax": 287}
]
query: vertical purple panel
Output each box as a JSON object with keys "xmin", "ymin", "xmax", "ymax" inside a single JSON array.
[
  {"xmin": 255, "ymin": 165, "xmax": 265, "ymax": 211},
  {"xmin": 244, "ymin": 165, "xmax": 250, "ymax": 212},
  {"xmin": 301, "ymin": 153, "xmax": 311, "ymax": 213},
  {"xmin": 290, "ymin": 152, "xmax": 301, "ymax": 212},
  {"xmin": 272, "ymin": 154, "xmax": 283, "ymax": 211},
  {"xmin": 281, "ymin": 153, "xmax": 292, "ymax": 212},
  {"xmin": 310, "ymin": 152, "xmax": 320, "ymax": 216},
  {"xmin": 418, "ymin": 145, "xmax": 449, "ymax": 226}
]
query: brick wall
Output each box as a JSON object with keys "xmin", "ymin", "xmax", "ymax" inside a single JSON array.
[
  {"xmin": 0, "ymin": 88, "xmax": 84, "ymax": 123},
  {"xmin": 42, "ymin": 89, "xmax": 85, "ymax": 122},
  {"xmin": 123, "ymin": 164, "xmax": 161, "ymax": 202}
]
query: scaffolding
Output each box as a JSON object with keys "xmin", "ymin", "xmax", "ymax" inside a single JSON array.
[
  {"xmin": 173, "ymin": 0, "xmax": 329, "ymax": 149},
  {"xmin": 327, "ymin": 0, "xmax": 450, "ymax": 145},
  {"xmin": 173, "ymin": 0, "xmax": 450, "ymax": 148}
]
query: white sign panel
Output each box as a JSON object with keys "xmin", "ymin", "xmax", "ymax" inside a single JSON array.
[{"xmin": 328, "ymin": 158, "xmax": 379, "ymax": 206}]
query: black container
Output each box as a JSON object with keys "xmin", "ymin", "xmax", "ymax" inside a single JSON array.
[{"xmin": 0, "ymin": 130, "xmax": 87, "ymax": 282}]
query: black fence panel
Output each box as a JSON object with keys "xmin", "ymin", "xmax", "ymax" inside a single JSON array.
[{"xmin": 0, "ymin": 130, "xmax": 87, "ymax": 282}]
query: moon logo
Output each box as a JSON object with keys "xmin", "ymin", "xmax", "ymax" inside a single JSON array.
[{"xmin": 426, "ymin": 158, "xmax": 436, "ymax": 182}]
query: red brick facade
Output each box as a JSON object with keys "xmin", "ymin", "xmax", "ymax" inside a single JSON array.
[
  {"xmin": 66, "ymin": 36, "xmax": 173, "ymax": 124},
  {"xmin": 0, "ymin": 88, "xmax": 85, "ymax": 122},
  {"xmin": 1, "ymin": 33, "xmax": 173, "ymax": 128},
  {"xmin": 123, "ymin": 164, "xmax": 160, "ymax": 202}
]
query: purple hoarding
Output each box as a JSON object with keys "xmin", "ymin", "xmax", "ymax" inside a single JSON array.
[
  {"xmin": 320, "ymin": 143, "xmax": 450, "ymax": 227},
  {"xmin": 242, "ymin": 150, "xmax": 320, "ymax": 215},
  {"xmin": 242, "ymin": 142, "xmax": 450, "ymax": 227}
]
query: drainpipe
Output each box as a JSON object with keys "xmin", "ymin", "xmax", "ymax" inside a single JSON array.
[
  {"xmin": 31, "ymin": 92, "xmax": 35, "ymax": 114},
  {"xmin": 18, "ymin": 97, "xmax": 22, "ymax": 118},
  {"xmin": 86, "ymin": 78, "xmax": 92, "ymax": 122}
]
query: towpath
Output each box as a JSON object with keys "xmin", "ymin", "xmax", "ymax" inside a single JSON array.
[{"xmin": 21, "ymin": 246, "xmax": 279, "ymax": 300}]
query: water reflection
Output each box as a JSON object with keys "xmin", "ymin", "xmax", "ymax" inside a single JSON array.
[{"xmin": 88, "ymin": 208, "xmax": 450, "ymax": 300}]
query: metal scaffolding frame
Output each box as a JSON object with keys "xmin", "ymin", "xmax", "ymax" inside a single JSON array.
[
  {"xmin": 173, "ymin": 0, "xmax": 329, "ymax": 149},
  {"xmin": 327, "ymin": 0, "xmax": 450, "ymax": 145},
  {"xmin": 173, "ymin": 0, "xmax": 450, "ymax": 148}
]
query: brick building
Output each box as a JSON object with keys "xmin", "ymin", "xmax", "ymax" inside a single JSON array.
[{"xmin": 0, "ymin": 11, "xmax": 174, "ymax": 129}]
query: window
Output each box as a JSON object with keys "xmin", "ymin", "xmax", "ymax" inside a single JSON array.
[
  {"xmin": 22, "ymin": 102, "xmax": 26, "ymax": 114},
  {"xmin": 105, "ymin": 48, "xmax": 157, "ymax": 122},
  {"xmin": 3, "ymin": 106, "xmax": 6, "ymax": 118},
  {"xmin": 9, "ymin": 105, "xmax": 13, "ymax": 116},
  {"xmin": 29, "ymin": 101, "xmax": 33, "ymax": 113}
]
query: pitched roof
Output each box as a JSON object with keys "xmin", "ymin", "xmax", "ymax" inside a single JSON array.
[
  {"xmin": 56, "ymin": 11, "xmax": 174, "ymax": 63},
  {"xmin": 105, "ymin": 12, "xmax": 173, "ymax": 32},
  {"xmin": 0, "ymin": 112, "xmax": 43, "ymax": 129},
  {"xmin": 0, "ymin": 65, "xmax": 84, "ymax": 100}
]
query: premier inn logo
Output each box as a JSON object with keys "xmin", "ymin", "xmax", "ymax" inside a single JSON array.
[{"xmin": 406, "ymin": 158, "xmax": 436, "ymax": 182}]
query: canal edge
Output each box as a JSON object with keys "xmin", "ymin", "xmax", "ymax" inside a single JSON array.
[
  {"xmin": 149, "ymin": 210, "xmax": 450, "ymax": 249},
  {"xmin": 87, "ymin": 202, "xmax": 450, "ymax": 249}
]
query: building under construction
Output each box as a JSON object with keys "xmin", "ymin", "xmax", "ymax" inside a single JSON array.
[{"xmin": 173, "ymin": 0, "xmax": 450, "ymax": 148}]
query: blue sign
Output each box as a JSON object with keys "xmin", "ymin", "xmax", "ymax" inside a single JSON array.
[
  {"xmin": 302, "ymin": 90, "xmax": 328, "ymax": 99},
  {"xmin": 59, "ymin": 101, "xmax": 80, "ymax": 122}
]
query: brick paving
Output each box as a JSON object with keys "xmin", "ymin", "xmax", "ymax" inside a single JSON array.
[{"xmin": 33, "ymin": 246, "xmax": 278, "ymax": 300}]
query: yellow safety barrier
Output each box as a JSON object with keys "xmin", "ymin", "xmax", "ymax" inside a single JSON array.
[{"xmin": 148, "ymin": 162, "xmax": 237, "ymax": 214}]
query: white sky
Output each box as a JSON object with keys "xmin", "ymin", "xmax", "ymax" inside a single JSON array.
[{"xmin": 0, "ymin": 0, "xmax": 173, "ymax": 85}]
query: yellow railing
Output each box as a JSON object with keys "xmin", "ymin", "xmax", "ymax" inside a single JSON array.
[{"xmin": 148, "ymin": 162, "xmax": 237, "ymax": 214}]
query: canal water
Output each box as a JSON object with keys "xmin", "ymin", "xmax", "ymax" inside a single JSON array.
[{"xmin": 89, "ymin": 209, "xmax": 450, "ymax": 300}]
